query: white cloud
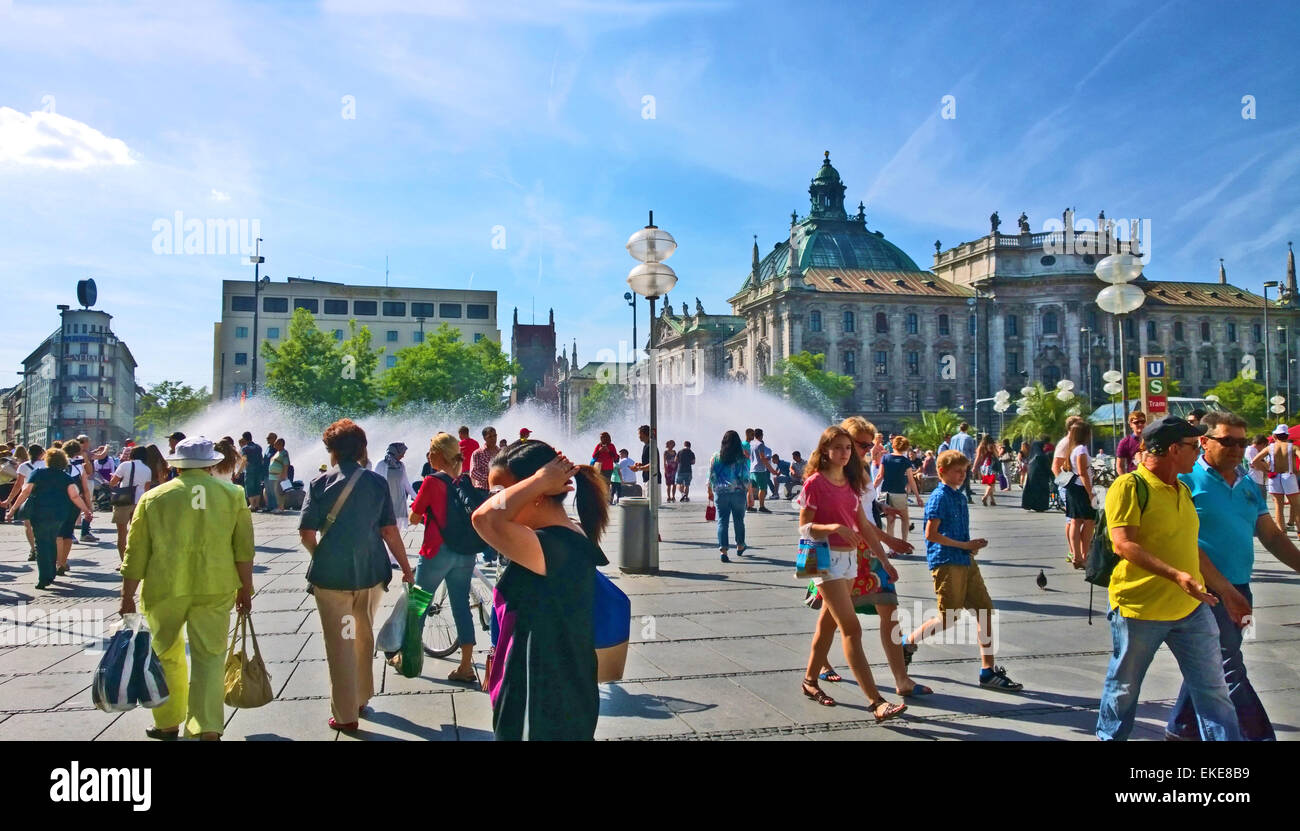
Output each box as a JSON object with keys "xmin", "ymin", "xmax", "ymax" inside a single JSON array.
[
  {"xmin": 211, "ymin": 189, "xmax": 231, "ymax": 202},
  {"xmin": 0, "ymin": 107, "xmax": 134, "ymax": 170}
]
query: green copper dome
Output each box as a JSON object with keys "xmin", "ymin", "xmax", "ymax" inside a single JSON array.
[{"xmin": 745, "ymin": 152, "xmax": 922, "ymax": 288}]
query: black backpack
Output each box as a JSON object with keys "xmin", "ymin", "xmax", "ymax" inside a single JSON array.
[{"xmin": 425, "ymin": 471, "xmax": 489, "ymax": 555}]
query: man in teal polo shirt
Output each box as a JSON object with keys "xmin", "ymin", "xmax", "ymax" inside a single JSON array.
[{"xmin": 1170, "ymin": 410, "xmax": 1300, "ymax": 740}]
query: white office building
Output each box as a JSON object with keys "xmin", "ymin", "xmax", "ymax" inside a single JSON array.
[{"xmin": 213, "ymin": 277, "xmax": 500, "ymax": 400}]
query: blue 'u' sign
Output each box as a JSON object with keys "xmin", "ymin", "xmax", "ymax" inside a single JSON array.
[{"xmin": 1147, "ymin": 360, "xmax": 1165, "ymax": 377}]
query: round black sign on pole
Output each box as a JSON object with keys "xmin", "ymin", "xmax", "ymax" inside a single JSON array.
[{"xmin": 76, "ymin": 278, "xmax": 97, "ymax": 308}]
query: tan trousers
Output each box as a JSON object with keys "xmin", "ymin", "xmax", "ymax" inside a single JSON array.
[{"xmin": 313, "ymin": 583, "xmax": 384, "ymax": 722}]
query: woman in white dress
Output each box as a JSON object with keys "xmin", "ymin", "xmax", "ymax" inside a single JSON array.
[{"xmin": 373, "ymin": 442, "xmax": 416, "ymax": 529}]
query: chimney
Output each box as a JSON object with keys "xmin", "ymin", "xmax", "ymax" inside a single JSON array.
[{"xmin": 1219, "ymin": 258, "xmax": 1227, "ymax": 285}]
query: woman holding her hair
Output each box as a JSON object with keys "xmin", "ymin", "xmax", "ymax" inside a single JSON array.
[
  {"xmin": 471, "ymin": 441, "xmax": 611, "ymax": 741},
  {"xmin": 706, "ymin": 431, "xmax": 751, "ymax": 562},
  {"xmin": 974, "ymin": 434, "xmax": 998, "ymax": 506},
  {"xmin": 797, "ymin": 425, "xmax": 908, "ymax": 720}
]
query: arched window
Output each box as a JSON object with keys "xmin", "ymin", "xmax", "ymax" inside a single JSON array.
[
  {"xmin": 875, "ymin": 312, "xmax": 889, "ymax": 333},
  {"xmin": 809, "ymin": 310, "xmax": 822, "ymax": 332},
  {"xmin": 843, "ymin": 311, "xmax": 856, "ymax": 333},
  {"xmin": 1043, "ymin": 311, "xmax": 1058, "ymax": 334},
  {"xmin": 1043, "ymin": 365, "xmax": 1061, "ymax": 387}
]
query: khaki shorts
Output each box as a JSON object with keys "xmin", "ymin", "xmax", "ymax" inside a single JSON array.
[
  {"xmin": 885, "ymin": 492, "xmax": 910, "ymax": 510},
  {"xmin": 111, "ymin": 504, "xmax": 137, "ymax": 525},
  {"xmin": 931, "ymin": 563, "xmax": 993, "ymax": 615}
]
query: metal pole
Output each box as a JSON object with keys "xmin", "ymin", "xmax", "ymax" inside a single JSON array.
[
  {"xmin": 648, "ymin": 295, "xmax": 660, "ymax": 571},
  {"xmin": 250, "ymin": 238, "xmax": 264, "ymax": 396},
  {"xmin": 1264, "ymin": 285, "xmax": 1272, "ymax": 424},
  {"xmin": 1119, "ymin": 313, "xmax": 1130, "ymax": 424}
]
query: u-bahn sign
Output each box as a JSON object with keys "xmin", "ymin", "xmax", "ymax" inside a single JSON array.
[{"xmin": 1141, "ymin": 356, "xmax": 1167, "ymax": 416}]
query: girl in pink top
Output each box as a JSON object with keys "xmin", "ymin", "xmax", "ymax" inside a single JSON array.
[{"xmin": 796, "ymin": 425, "xmax": 906, "ymax": 722}]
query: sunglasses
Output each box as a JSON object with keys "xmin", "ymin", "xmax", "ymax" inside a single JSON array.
[
  {"xmin": 854, "ymin": 441, "xmax": 871, "ymax": 451},
  {"xmin": 1204, "ymin": 436, "xmax": 1249, "ymax": 448}
]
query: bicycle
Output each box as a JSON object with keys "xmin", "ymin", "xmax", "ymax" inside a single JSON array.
[{"xmin": 423, "ymin": 559, "xmax": 498, "ymax": 659}]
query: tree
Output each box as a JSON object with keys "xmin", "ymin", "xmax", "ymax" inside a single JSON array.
[
  {"xmin": 900, "ymin": 408, "xmax": 961, "ymax": 452},
  {"xmin": 382, "ymin": 323, "xmax": 516, "ymax": 413},
  {"xmin": 261, "ymin": 307, "xmax": 383, "ymax": 413},
  {"xmin": 1203, "ymin": 376, "xmax": 1265, "ymax": 423},
  {"xmin": 575, "ymin": 381, "xmax": 628, "ymax": 433},
  {"xmin": 1004, "ymin": 382, "xmax": 1083, "ymax": 442},
  {"xmin": 761, "ymin": 351, "xmax": 855, "ymax": 420},
  {"xmin": 135, "ymin": 381, "xmax": 210, "ymax": 436}
]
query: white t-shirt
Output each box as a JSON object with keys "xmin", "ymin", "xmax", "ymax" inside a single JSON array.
[
  {"xmin": 1245, "ymin": 446, "xmax": 1265, "ymax": 485},
  {"xmin": 617, "ymin": 457, "xmax": 636, "ymax": 484},
  {"xmin": 751, "ymin": 440, "xmax": 770, "ymax": 473},
  {"xmin": 1069, "ymin": 444, "xmax": 1090, "ymax": 477},
  {"xmin": 17, "ymin": 460, "xmax": 43, "ymax": 478},
  {"xmin": 114, "ymin": 460, "xmax": 151, "ymax": 503},
  {"xmin": 1053, "ymin": 436, "xmax": 1070, "ymax": 460}
]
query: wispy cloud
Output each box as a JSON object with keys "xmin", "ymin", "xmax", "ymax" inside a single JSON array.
[{"xmin": 0, "ymin": 108, "xmax": 134, "ymax": 170}]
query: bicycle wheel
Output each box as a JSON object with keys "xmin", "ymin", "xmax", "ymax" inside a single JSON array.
[
  {"xmin": 423, "ymin": 583, "xmax": 459, "ymax": 658},
  {"xmin": 475, "ymin": 591, "xmax": 491, "ymax": 631}
]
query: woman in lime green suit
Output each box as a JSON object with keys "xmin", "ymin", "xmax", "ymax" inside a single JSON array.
[{"xmin": 120, "ymin": 437, "xmax": 255, "ymax": 740}]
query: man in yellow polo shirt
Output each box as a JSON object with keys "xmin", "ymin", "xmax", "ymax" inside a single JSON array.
[{"xmin": 1096, "ymin": 416, "xmax": 1241, "ymax": 740}]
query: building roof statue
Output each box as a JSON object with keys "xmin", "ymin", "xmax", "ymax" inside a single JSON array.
[
  {"xmin": 990, "ymin": 211, "xmax": 1000, "ymax": 234},
  {"xmin": 1017, "ymin": 212, "xmax": 1030, "ymax": 234}
]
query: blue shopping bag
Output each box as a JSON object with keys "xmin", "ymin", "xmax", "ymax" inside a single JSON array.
[
  {"xmin": 594, "ymin": 571, "xmax": 630, "ymax": 682},
  {"xmin": 92, "ymin": 613, "xmax": 169, "ymax": 712},
  {"xmin": 795, "ymin": 538, "xmax": 831, "ymax": 579}
]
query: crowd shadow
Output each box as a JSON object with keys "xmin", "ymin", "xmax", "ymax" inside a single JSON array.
[{"xmin": 600, "ymin": 684, "xmax": 715, "ymax": 719}]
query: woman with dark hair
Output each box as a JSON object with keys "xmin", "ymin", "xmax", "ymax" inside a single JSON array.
[
  {"xmin": 300, "ymin": 418, "xmax": 414, "ymax": 732},
  {"xmin": 144, "ymin": 444, "xmax": 169, "ymax": 490},
  {"xmin": 974, "ymin": 434, "xmax": 998, "ymax": 506},
  {"xmin": 1021, "ymin": 436, "xmax": 1053, "ymax": 512},
  {"xmin": 1063, "ymin": 421, "xmax": 1096, "ymax": 568},
  {"xmin": 590, "ymin": 431, "xmax": 619, "ymax": 504},
  {"xmin": 471, "ymin": 440, "xmax": 611, "ymax": 741},
  {"xmin": 706, "ymin": 431, "xmax": 751, "ymax": 562},
  {"xmin": 6, "ymin": 448, "xmax": 92, "ymax": 590}
]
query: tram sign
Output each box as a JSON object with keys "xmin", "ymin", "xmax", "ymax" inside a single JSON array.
[{"xmin": 1141, "ymin": 356, "xmax": 1167, "ymax": 416}]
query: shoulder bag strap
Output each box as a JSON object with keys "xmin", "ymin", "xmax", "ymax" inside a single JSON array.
[{"xmin": 318, "ymin": 467, "xmax": 364, "ymax": 542}]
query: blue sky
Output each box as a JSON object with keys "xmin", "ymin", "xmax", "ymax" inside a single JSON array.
[{"xmin": 2, "ymin": 0, "xmax": 1298, "ymax": 392}]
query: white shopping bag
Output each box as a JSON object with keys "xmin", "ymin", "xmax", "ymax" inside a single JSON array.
[{"xmin": 375, "ymin": 583, "xmax": 409, "ymax": 654}]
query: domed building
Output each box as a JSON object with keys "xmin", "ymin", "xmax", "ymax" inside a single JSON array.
[{"xmin": 640, "ymin": 152, "xmax": 1300, "ymax": 435}]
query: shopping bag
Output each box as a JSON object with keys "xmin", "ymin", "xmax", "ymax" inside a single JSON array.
[
  {"xmin": 223, "ymin": 612, "xmax": 274, "ymax": 708},
  {"xmin": 92, "ymin": 613, "xmax": 169, "ymax": 712},
  {"xmin": 594, "ymin": 571, "xmax": 630, "ymax": 683},
  {"xmin": 795, "ymin": 538, "xmax": 831, "ymax": 579},
  {"xmin": 396, "ymin": 584, "xmax": 432, "ymax": 678},
  {"xmin": 705, "ymin": 499, "xmax": 716, "ymax": 522},
  {"xmin": 375, "ymin": 583, "xmax": 408, "ymax": 654}
]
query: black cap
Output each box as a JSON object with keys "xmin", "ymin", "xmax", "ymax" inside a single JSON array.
[
  {"xmin": 1141, "ymin": 415, "xmax": 1205, "ymax": 449},
  {"xmin": 1188, "ymin": 408, "xmax": 1208, "ymax": 419},
  {"xmin": 167, "ymin": 431, "xmax": 186, "ymax": 441}
]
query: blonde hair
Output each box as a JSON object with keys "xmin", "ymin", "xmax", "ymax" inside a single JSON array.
[
  {"xmin": 428, "ymin": 432, "xmax": 460, "ymax": 468},
  {"xmin": 45, "ymin": 448, "xmax": 69, "ymax": 471},
  {"xmin": 839, "ymin": 416, "xmax": 876, "ymax": 443},
  {"xmin": 936, "ymin": 449, "xmax": 969, "ymax": 471}
]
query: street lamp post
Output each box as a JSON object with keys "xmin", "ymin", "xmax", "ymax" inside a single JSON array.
[
  {"xmin": 1281, "ymin": 325, "xmax": 1292, "ymax": 416},
  {"xmin": 968, "ymin": 284, "xmax": 993, "ymax": 434},
  {"xmin": 624, "ymin": 291, "xmax": 638, "ymax": 404},
  {"xmin": 249, "ymin": 238, "xmax": 266, "ymax": 395},
  {"xmin": 1263, "ymin": 281, "xmax": 1278, "ymax": 424},
  {"xmin": 1096, "ymin": 254, "xmax": 1146, "ymax": 423},
  {"xmin": 626, "ymin": 211, "xmax": 678, "ymax": 575},
  {"xmin": 1080, "ymin": 326, "xmax": 1093, "ymax": 411}
]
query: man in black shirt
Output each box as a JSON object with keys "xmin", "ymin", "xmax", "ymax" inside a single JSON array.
[
  {"xmin": 239, "ymin": 432, "xmax": 264, "ymax": 510},
  {"xmin": 675, "ymin": 441, "xmax": 696, "ymax": 502}
]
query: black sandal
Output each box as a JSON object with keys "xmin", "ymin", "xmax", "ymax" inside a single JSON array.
[
  {"xmin": 145, "ymin": 727, "xmax": 180, "ymax": 741},
  {"xmin": 802, "ymin": 679, "xmax": 836, "ymax": 707}
]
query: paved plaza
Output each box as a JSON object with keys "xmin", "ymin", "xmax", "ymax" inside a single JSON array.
[{"xmin": 1, "ymin": 497, "xmax": 1297, "ymax": 741}]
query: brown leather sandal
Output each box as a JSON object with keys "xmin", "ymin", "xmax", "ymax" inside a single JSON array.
[
  {"xmin": 870, "ymin": 698, "xmax": 907, "ymax": 722},
  {"xmin": 802, "ymin": 679, "xmax": 836, "ymax": 707}
]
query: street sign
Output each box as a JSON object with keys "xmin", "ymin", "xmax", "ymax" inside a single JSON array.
[{"xmin": 1140, "ymin": 355, "xmax": 1167, "ymax": 416}]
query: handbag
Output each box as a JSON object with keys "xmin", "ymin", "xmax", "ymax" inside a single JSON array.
[
  {"xmin": 705, "ymin": 499, "xmax": 716, "ymax": 522},
  {"xmin": 223, "ymin": 611, "xmax": 274, "ymax": 708},
  {"xmin": 795, "ymin": 537, "xmax": 831, "ymax": 579},
  {"xmin": 1054, "ymin": 470, "xmax": 1077, "ymax": 488},
  {"xmin": 110, "ymin": 461, "xmax": 137, "ymax": 507}
]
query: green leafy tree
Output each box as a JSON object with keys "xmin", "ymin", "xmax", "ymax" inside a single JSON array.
[
  {"xmin": 900, "ymin": 408, "xmax": 962, "ymax": 452},
  {"xmin": 261, "ymin": 308, "xmax": 382, "ymax": 413},
  {"xmin": 135, "ymin": 381, "xmax": 210, "ymax": 436},
  {"xmin": 1004, "ymin": 382, "xmax": 1083, "ymax": 442},
  {"xmin": 382, "ymin": 323, "xmax": 515, "ymax": 412},
  {"xmin": 575, "ymin": 381, "xmax": 628, "ymax": 433},
  {"xmin": 761, "ymin": 351, "xmax": 855, "ymax": 420},
  {"xmin": 1203, "ymin": 375, "xmax": 1265, "ymax": 423}
]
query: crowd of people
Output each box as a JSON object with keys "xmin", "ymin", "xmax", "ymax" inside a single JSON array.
[{"xmin": 2, "ymin": 398, "xmax": 1297, "ymax": 742}]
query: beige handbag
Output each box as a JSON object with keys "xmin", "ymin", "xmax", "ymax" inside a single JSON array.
[{"xmin": 223, "ymin": 611, "xmax": 274, "ymax": 708}]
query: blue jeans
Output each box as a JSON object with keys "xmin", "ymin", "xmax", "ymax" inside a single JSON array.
[
  {"xmin": 265, "ymin": 478, "xmax": 279, "ymax": 511},
  {"xmin": 1167, "ymin": 583, "xmax": 1274, "ymax": 740},
  {"xmin": 715, "ymin": 490, "xmax": 746, "ymax": 550},
  {"xmin": 1097, "ymin": 603, "xmax": 1241, "ymax": 741},
  {"xmin": 415, "ymin": 544, "xmax": 476, "ymax": 648}
]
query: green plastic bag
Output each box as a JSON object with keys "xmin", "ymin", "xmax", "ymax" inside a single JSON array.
[{"xmin": 398, "ymin": 584, "xmax": 432, "ymax": 678}]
